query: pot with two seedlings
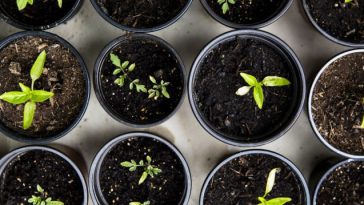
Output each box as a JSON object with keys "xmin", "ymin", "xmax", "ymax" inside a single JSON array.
[
  {"xmin": 189, "ymin": 30, "xmax": 305, "ymax": 146},
  {"xmin": 308, "ymin": 49, "xmax": 364, "ymax": 158},
  {"xmin": 0, "ymin": 31, "xmax": 90, "ymax": 143}
]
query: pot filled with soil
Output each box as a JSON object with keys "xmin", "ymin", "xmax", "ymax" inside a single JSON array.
[
  {"xmin": 89, "ymin": 132, "xmax": 192, "ymax": 205},
  {"xmin": 200, "ymin": 150, "xmax": 310, "ymax": 205},
  {"xmin": 0, "ymin": 146, "xmax": 88, "ymax": 204},
  {"xmin": 303, "ymin": 0, "xmax": 364, "ymax": 47},
  {"xmin": 308, "ymin": 49, "xmax": 364, "ymax": 158},
  {"xmin": 90, "ymin": 0, "xmax": 193, "ymax": 33},
  {"xmin": 0, "ymin": 0, "xmax": 83, "ymax": 30},
  {"xmin": 188, "ymin": 29, "xmax": 305, "ymax": 146},
  {"xmin": 0, "ymin": 31, "xmax": 90, "ymax": 143},
  {"xmin": 200, "ymin": 0, "xmax": 292, "ymax": 29},
  {"xmin": 94, "ymin": 33, "xmax": 185, "ymax": 127},
  {"xmin": 312, "ymin": 159, "xmax": 364, "ymax": 204}
]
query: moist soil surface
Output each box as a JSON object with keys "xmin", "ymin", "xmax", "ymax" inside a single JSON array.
[
  {"xmin": 204, "ymin": 154, "xmax": 306, "ymax": 205},
  {"xmin": 194, "ymin": 37, "xmax": 295, "ymax": 142},
  {"xmin": 99, "ymin": 137, "xmax": 186, "ymax": 205},
  {"xmin": 99, "ymin": 36, "xmax": 184, "ymax": 125},
  {"xmin": 0, "ymin": 150, "xmax": 84, "ymax": 205},
  {"xmin": 96, "ymin": 0, "xmax": 188, "ymax": 29},
  {"xmin": 307, "ymin": 0, "xmax": 364, "ymax": 44},
  {"xmin": 0, "ymin": 0, "xmax": 76, "ymax": 28},
  {"xmin": 206, "ymin": 0, "xmax": 288, "ymax": 25},
  {"xmin": 317, "ymin": 161, "xmax": 364, "ymax": 204},
  {"xmin": 311, "ymin": 52, "xmax": 364, "ymax": 155},
  {"xmin": 0, "ymin": 36, "xmax": 86, "ymax": 138}
]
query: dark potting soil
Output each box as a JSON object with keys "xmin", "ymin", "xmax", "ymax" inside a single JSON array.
[
  {"xmin": 0, "ymin": 150, "xmax": 84, "ymax": 205},
  {"xmin": 99, "ymin": 137, "xmax": 186, "ymax": 205},
  {"xmin": 307, "ymin": 0, "xmax": 364, "ymax": 44},
  {"xmin": 204, "ymin": 154, "xmax": 306, "ymax": 205},
  {"xmin": 206, "ymin": 0, "xmax": 288, "ymax": 25},
  {"xmin": 194, "ymin": 37, "xmax": 295, "ymax": 142},
  {"xmin": 311, "ymin": 53, "xmax": 364, "ymax": 155},
  {"xmin": 316, "ymin": 161, "xmax": 364, "ymax": 204},
  {"xmin": 0, "ymin": 36, "xmax": 86, "ymax": 138},
  {"xmin": 0, "ymin": 0, "xmax": 76, "ymax": 27},
  {"xmin": 96, "ymin": 0, "xmax": 188, "ymax": 29},
  {"xmin": 100, "ymin": 36, "xmax": 184, "ymax": 125}
]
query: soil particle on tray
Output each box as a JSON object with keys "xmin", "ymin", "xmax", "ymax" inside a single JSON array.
[
  {"xmin": 96, "ymin": 0, "xmax": 188, "ymax": 29},
  {"xmin": 99, "ymin": 137, "xmax": 186, "ymax": 205},
  {"xmin": 311, "ymin": 53, "xmax": 364, "ymax": 155},
  {"xmin": 0, "ymin": 150, "xmax": 84, "ymax": 205},
  {"xmin": 194, "ymin": 37, "xmax": 295, "ymax": 142},
  {"xmin": 204, "ymin": 154, "xmax": 306, "ymax": 205},
  {"xmin": 307, "ymin": 0, "xmax": 364, "ymax": 43},
  {"xmin": 0, "ymin": 0, "xmax": 77, "ymax": 27},
  {"xmin": 100, "ymin": 37, "xmax": 184, "ymax": 125},
  {"xmin": 317, "ymin": 161, "xmax": 364, "ymax": 204},
  {"xmin": 0, "ymin": 36, "xmax": 86, "ymax": 138},
  {"xmin": 206, "ymin": 0, "xmax": 288, "ymax": 25}
]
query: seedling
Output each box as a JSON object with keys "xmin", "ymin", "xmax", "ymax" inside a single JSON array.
[
  {"xmin": 257, "ymin": 168, "xmax": 292, "ymax": 205},
  {"xmin": 148, "ymin": 75, "xmax": 170, "ymax": 100},
  {"xmin": 360, "ymin": 97, "xmax": 364, "ymax": 129},
  {"xmin": 235, "ymin": 72, "xmax": 291, "ymax": 109},
  {"xmin": 129, "ymin": 201, "xmax": 150, "ymax": 205},
  {"xmin": 0, "ymin": 51, "xmax": 54, "ymax": 130},
  {"xmin": 28, "ymin": 184, "xmax": 64, "ymax": 205},
  {"xmin": 17, "ymin": 0, "xmax": 62, "ymax": 11},
  {"xmin": 121, "ymin": 156, "xmax": 162, "ymax": 185},
  {"xmin": 217, "ymin": 0, "xmax": 236, "ymax": 14}
]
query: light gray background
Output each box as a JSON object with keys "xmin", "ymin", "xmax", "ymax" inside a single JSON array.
[{"xmin": 0, "ymin": 0, "xmax": 349, "ymax": 204}]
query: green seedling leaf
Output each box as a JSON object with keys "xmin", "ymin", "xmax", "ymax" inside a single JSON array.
[
  {"xmin": 47, "ymin": 201, "xmax": 64, "ymax": 205},
  {"xmin": 17, "ymin": 0, "xmax": 33, "ymax": 10},
  {"xmin": 122, "ymin": 61, "xmax": 130, "ymax": 69},
  {"xmin": 240, "ymin": 72, "xmax": 258, "ymax": 86},
  {"xmin": 264, "ymin": 168, "xmax": 280, "ymax": 197},
  {"xmin": 19, "ymin": 83, "xmax": 31, "ymax": 92},
  {"xmin": 253, "ymin": 85, "xmax": 264, "ymax": 109},
  {"xmin": 30, "ymin": 51, "xmax": 46, "ymax": 89},
  {"xmin": 235, "ymin": 86, "xmax": 251, "ymax": 96},
  {"xmin": 161, "ymin": 87, "xmax": 170, "ymax": 98},
  {"xmin": 57, "ymin": 0, "xmax": 62, "ymax": 8},
  {"xmin": 110, "ymin": 53, "xmax": 121, "ymax": 68},
  {"xmin": 345, "ymin": 0, "xmax": 353, "ymax": 3},
  {"xmin": 149, "ymin": 76, "xmax": 157, "ymax": 84},
  {"xmin": 128, "ymin": 63, "xmax": 136, "ymax": 72},
  {"xmin": 361, "ymin": 115, "xmax": 364, "ymax": 129},
  {"xmin": 222, "ymin": 2, "xmax": 229, "ymax": 14},
  {"xmin": 0, "ymin": 91, "xmax": 29, "ymax": 104},
  {"xmin": 263, "ymin": 197, "xmax": 292, "ymax": 205},
  {"xmin": 121, "ymin": 161, "xmax": 134, "ymax": 167},
  {"xmin": 23, "ymin": 101, "xmax": 36, "ymax": 130},
  {"xmin": 262, "ymin": 76, "xmax": 291, "ymax": 87},
  {"xmin": 139, "ymin": 171, "xmax": 148, "ymax": 185},
  {"xmin": 113, "ymin": 68, "xmax": 122, "ymax": 75},
  {"xmin": 37, "ymin": 184, "xmax": 44, "ymax": 193},
  {"xmin": 30, "ymin": 90, "xmax": 54, "ymax": 103}
]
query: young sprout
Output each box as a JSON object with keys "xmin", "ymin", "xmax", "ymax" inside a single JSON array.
[
  {"xmin": 148, "ymin": 75, "xmax": 170, "ymax": 100},
  {"xmin": 257, "ymin": 168, "xmax": 292, "ymax": 205},
  {"xmin": 121, "ymin": 156, "xmax": 162, "ymax": 185},
  {"xmin": 129, "ymin": 201, "xmax": 150, "ymax": 205},
  {"xmin": 17, "ymin": 0, "xmax": 62, "ymax": 11},
  {"xmin": 235, "ymin": 72, "xmax": 291, "ymax": 109},
  {"xmin": 217, "ymin": 0, "xmax": 236, "ymax": 14},
  {"xmin": 361, "ymin": 97, "xmax": 364, "ymax": 129},
  {"xmin": 28, "ymin": 184, "xmax": 64, "ymax": 205},
  {"xmin": 0, "ymin": 51, "xmax": 54, "ymax": 130}
]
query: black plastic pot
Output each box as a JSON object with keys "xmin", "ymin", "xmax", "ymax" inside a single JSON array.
[
  {"xmin": 308, "ymin": 49, "xmax": 364, "ymax": 159},
  {"xmin": 0, "ymin": 146, "xmax": 88, "ymax": 205},
  {"xmin": 90, "ymin": 0, "xmax": 193, "ymax": 33},
  {"xmin": 200, "ymin": 0, "xmax": 293, "ymax": 29},
  {"xmin": 94, "ymin": 33, "xmax": 186, "ymax": 128},
  {"xmin": 88, "ymin": 132, "xmax": 192, "ymax": 205},
  {"xmin": 302, "ymin": 0, "xmax": 364, "ymax": 47},
  {"xmin": 0, "ymin": 0, "xmax": 83, "ymax": 30},
  {"xmin": 0, "ymin": 31, "xmax": 91, "ymax": 144},
  {"xmin": 312, "ymin": 158, "xmax": 364, "ymax": 204},
  {"xmin": 188, "ymin": 29, "xmax": 306, "ymax": 147},
  {"xmin": 200, "ymin": 149, "xmax": 311, "ymax": 205}
]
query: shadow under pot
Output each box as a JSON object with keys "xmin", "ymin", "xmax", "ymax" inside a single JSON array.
[
  {"xmin": 89, "ymin": 132, "xmax": 192, "ymax": 205},
  {"xmin": 308, "ymin": 49, "xmax": 364, "ymax": 158},
  {"xmin": 0, "ymin": 31, "xmax": 90, "ymax": 143},
  {"xmin": 189, "ymin": 29, "xmax": 305, "ymax": 146},
  {"xmin": 303, "ymin": 0, "xmax": 364, "ymax": 47},
  {"xmin": 90, "ymin": 0, "xmax": 193, "ymax": 32},
  {"xmin": 200, "ymin": 0, "xmax": 292, "ymax": 29},
  {"xmin": 200, "ymin": 150, "xmax": 310, "ymax": 205},
  {"xmin": 312, "ymin": 159, "xmax": 364, "ymax": 204},
  {"xmin": 0, "ymin": 0, "xmax": 82, "ymax": 30},
  {"xmin": 94, "ymin": 34, "xmax": 185, "ymax": 127},
  {"xmin": 0, "ymin": 146, "xmax": 88, "ymax": 205}
]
